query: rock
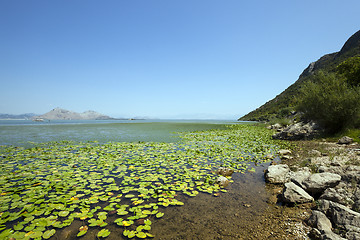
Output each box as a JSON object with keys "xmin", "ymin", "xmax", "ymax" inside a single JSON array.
[
  {"xmin": 318, "ymin": 200, "xmax": 360, "ymax": 229},
  {"xmin": 341, "ymin": 165, "xmax": 360, "ymax": 183},
  {"xmin": 309, "ymin": 228, "xmax": 322, "ymax": 240},
  {"xmin": 278, "ymin": 149, "xmax": 292, "ymax": 155},
  {"xmin": 321, "ymin": 231, "xmax": 347, "ymax": 240},
  {"xmin": 337, "ymin": 136, "xmax": 353, "ymax": 145},
  {"xmin": 269, "ymin": 123, "xmax": 282, "ymax": 130},
  {"xmin": 320, "ymin": 187, "xmax": 354, "ymax": 207},
  {"xmin": 302, "ymin": 173, "xmax": 341, "ymax": 195},
  {"xmin": 318, "ymin": 166, "xmax": 344, "ymax": 176},
  {"xmin": 309, "ymin": 149, "xmax": 322, "ymax": 157},
  {"xmin": 272, "ymin": 121, "xmax": 321, "ymax": 140},
  {"xmin": 329, "ymin": 202, "xmax": 360, "ymax": 229},
  {"xmin": 265, "ymin": 164, "xmax": 290, "ymax": 184},
  {"xmin": 345, "ymin": 225, "xmax": 360, "ymax": 240},
  {"xmin": 307, "ymin": 210, "xmax": 333, "ymax": 233},
  {"xmin": 216, "ymin": 167, "xmax": 234, "ymax": 177},
  {"xmin": 290, "ymin": 169, "xmax": 312, "ymax": 189},
  {"xmin": 346, "ymin": 231, "xmax": 360, "ymax": 240},
  {"xmin": 320, "ymin": 188, "xmax": 347, "ymax": 206},
  {"xmin": 216, "ymin": 176, "xmax": 229, "ymax": 187},
  {"xmin": 283, "ymin": 182, "xmax": 314, "ymax": 203}
]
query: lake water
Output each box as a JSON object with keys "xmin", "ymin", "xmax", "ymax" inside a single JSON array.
[
  {"xmin": 0, "ymin": 119, "xmax": 279, "ymax": 240},
  {"xmin": 0, "ymin": 119, "xmax": 239, "ymax": 147}
]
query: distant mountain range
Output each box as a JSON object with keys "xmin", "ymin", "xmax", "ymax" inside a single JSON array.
[
  {"xmin": 0, "ymin": 113, "xmax": 38, "ymax": 120},
  {"xmin": 239, "ymin": 29, "xmax": 360, "ymax": 121},
  {"xmin": 0, "ymin": 108, "xmax": 115, "ymax": 120},
  {"xmin": 35, "ymin": 108, "xmax": 114, "ymax": 120}
]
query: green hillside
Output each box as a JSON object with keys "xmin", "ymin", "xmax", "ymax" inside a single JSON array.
[{"xmin": 239, "ymin": 30, "xmax": 360, "ymax": 122}]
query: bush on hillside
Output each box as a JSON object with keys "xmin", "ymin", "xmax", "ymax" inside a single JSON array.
[
  {"xmin": 337, "ymin": 56, "xmax": 360, "ymax": 86},
  {"xmin": 297, "ymin": 71, "xmax": 360, "ymax": 133}
]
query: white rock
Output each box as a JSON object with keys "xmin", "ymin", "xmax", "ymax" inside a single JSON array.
[
  {"xmin": 283, "ymin": 182, "xmax": 314, "ymax": 204},
  {"xmin": 303, "ymin": 172, "xmax": 341, "ymax": 194},
  {"xmin": 265, "ymin": 164, "xmax": 290, "ymax": 184}
]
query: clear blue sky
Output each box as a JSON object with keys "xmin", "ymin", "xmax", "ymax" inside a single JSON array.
[{"xmin": 1, "ymin": 1, "xmax": 359, "ymax": 119}]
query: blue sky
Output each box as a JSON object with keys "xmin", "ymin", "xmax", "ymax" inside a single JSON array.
[{"xmin": 1, "ymin": 1, "xmax": 359, "ymax": 119}]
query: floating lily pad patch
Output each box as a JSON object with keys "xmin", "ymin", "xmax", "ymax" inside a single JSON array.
[{"xmin": 0, "ymin": 124, "xmax": 288, "ymax": 239}]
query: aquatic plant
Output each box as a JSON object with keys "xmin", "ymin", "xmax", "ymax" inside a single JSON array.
[{"xmin": 0, "ymin": 124, "xmax": 284, "ymax": 239}]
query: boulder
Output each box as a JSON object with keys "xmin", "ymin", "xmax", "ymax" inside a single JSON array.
[
  {"xmin": 328, "ymin": 202, "xmax": 360, "ymax": 229},
  {"xmin": 265, "ymin": 164, "xmax": 290, "ymax": 184},
  {"xmin": 345, "ymin": 225, "xmax": 360, "ymax": 240},
  {"xmin": 283, "ymin": 182, "xmax": 314, "ymax": 203},
  {"xmin": 272, "ymin": 121, "xmax": 320, "ymax": 140},
  {"xmin": 318, "ymin": 200, "xmax": 360, "ymax": 229},
  {"xmin": 320, "ymin": 188, "xmax": 346, "ymax": 206},
  {"xmin": 307, "ymin": 210, "xmax": 333, "ymax": 233},
  {"xmin": 290, "ymin": 169, "xmax": 312, "ymax": 189},
  {"xmin": 278, "ymin": 149, "xmax": 292, "ymax": 156},
  {"xmin": 337, "ymin": 136, "xmax": 353, "ymax": 145},
  {"xmin": 269, "ymin": 123, "xmax": 282, "ymax": 131},
  {"xmin": 341, "ymin": 165, "xmax": 360, "ymax": 183},
  {"xmin": 215, "ymin": 167, "xmax": 234, "ymax": 177},
  {"xmin": 302, "ymin": 172, "xmax": 341, "ymax": 195},
  {"xmin": 320, "ymin": 187, "xmax": 354, "ymax": 207}
]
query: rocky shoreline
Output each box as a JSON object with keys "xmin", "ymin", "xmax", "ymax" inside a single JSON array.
[{"xmin": 265, "ymin": 137, "xmax": 360, "ymax": 240}]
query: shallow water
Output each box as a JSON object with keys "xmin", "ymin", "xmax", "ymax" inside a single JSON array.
[
  {"xmin": 0, "ymin": 121, "xmax": 278, "ymax": 240},
  {"xmin": 0, "ymin": 120, "xmax": 236, "ymax": 147},
  {"xmin": 50, "ymin": 163, "xmax": 271, "ymax": 240}
]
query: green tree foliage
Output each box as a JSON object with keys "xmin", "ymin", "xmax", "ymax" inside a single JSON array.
[
  {"xmin": 297, "ymin": 71, "xmax": 360, "ymax": 133},
  {"xmin": 337, "ymin": 56, "xmax": 360, "ymax": 86}
]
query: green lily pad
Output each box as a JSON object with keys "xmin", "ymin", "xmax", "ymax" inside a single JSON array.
[
  {"xmin": 58, "ymin": 210, "xmax": 69, "ymax": 217},
  {"xmin": 136, "ymin": 231, "xmax": 147, "ymax": 239},
  {"xmin": 43, "ymin": 229, "xmax": 56, "ymax": 239},
  {"xmin": 156, "ymin": 212, "xmax": 164, "ymax": 218},
  {"xmin": 97, "ymin": 228, "xmax": 110, "ymax": 238}
]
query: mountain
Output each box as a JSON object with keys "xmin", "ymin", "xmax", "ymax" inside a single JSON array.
[
  {"xmin": 0, "ymin": 113, "xmax": 38, "ymax": 120},
  {"xmin": 36, "ymin": 108, "xmax": 114, "ymax": 120},
  {"xmin": 239, "ymin": 30, "xmax": 360, "ymax": 121}
]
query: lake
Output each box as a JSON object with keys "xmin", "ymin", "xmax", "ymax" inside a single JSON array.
[
  {"xmin": 0, "ymin": 120, "xmax": 283, "ymax": 240},
  {"xmin": 0, "ymin": 119, "xmax": 238, "ymax": 147}
]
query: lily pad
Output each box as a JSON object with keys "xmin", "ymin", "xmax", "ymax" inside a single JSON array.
[
  {"xmin": 43, "ymin": 229, "xmax": 56, "ymax": 239},
  {"xmin": 58, "ymin": 210, "xmax": 69, "ymax": 217},
  {"xmin": 97, "ymin": 228, "xmax": 110, "ymax": 238},
  {"xmin": 136, "ymin": 231, "xmax": 147, "ymax": 239}
]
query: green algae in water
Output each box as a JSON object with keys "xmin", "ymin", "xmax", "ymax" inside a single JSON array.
[{"xmin": 0, "ymin": 124, "xmax": 289, "ymax": 239}]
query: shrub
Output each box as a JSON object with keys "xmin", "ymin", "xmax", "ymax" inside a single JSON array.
[
  {"xmin": 337, "ymin": 56, "xmax": 360, "ymax": 86},
  {"xmin": 297, "ymin": 71, "xmax": 360, "ymax": 133}
]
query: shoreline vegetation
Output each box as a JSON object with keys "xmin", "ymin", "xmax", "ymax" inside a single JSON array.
[{"xmin": 0, "ymin": 124, "xmax": 296, "ymax": 240}]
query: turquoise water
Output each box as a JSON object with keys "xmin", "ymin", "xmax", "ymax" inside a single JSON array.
[{"xmin": 0, "ymin": 119, "xmax": 239, "ymax": 146}]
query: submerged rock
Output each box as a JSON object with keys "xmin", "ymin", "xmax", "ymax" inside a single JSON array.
[
  {"xmin": 216, "ymin": 167, "xmax": 234, "ymax": 177},
  {"xmin": 216, "ymin": 176, "xmax": 229, "ymax": 187}
]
